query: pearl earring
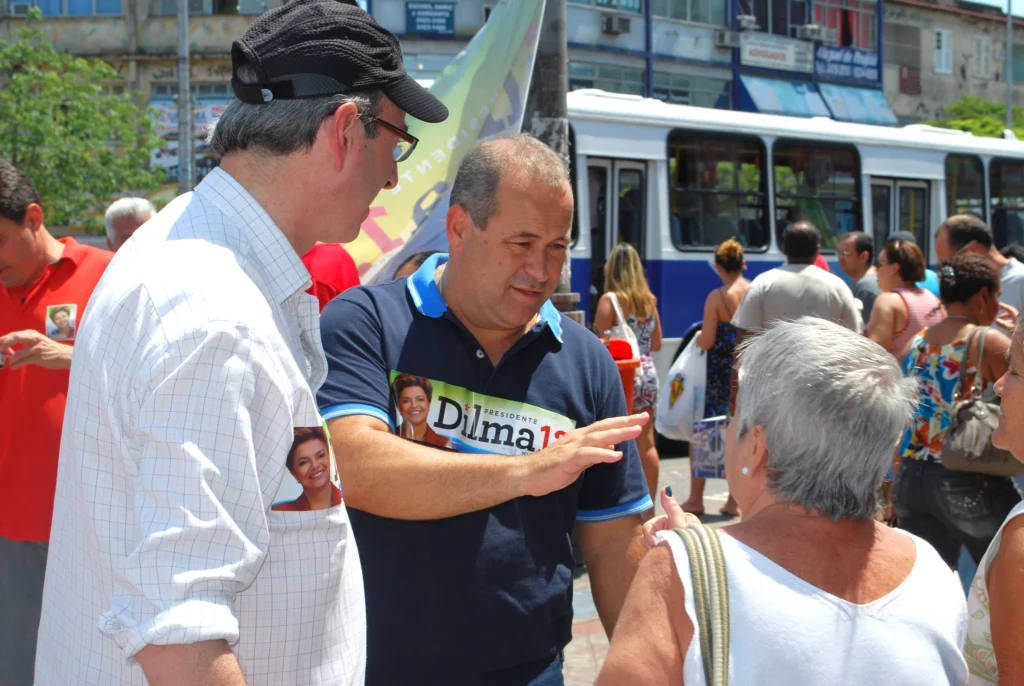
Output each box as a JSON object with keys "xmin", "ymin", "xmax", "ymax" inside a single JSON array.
[{"xmin": 741, "ymin": 467, "xmax": 750, "ymax": 475}]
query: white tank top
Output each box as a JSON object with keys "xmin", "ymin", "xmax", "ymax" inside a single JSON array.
[
  {"xmin": 659, "ymin": 528, "xmax": 968, "ymax": 685},
  {"xmin": 965, "ymin": 500, "xmax": 1024, "ymax": 685}
]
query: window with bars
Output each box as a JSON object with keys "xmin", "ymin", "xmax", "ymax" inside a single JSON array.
[
  {"xmin": 814, "ymin": 0, "xmax": 878, "ymax": 50},
  {"xmin": 155, "ymin": 0, "xmax": 264, "ymax": 16},
  {"xmin": 652, "ymin": 73, "xmax": 731, "ymax": 108},
  {"xmin": 151, "ymin": 83, "xmax": 232, "ymax": 99},
  {"xmin": 946, "ymin": 155, "xmax": 986, "ymax": 221},
  {"xmin": 884, "ymin": 23, "xmax": 921, "ymax": 69},
  {"xmin": 668, "ymin": 131, "xmax": 769, "ymax": 250},
  {"xmin": 1011, "ymin": 44, "xmax": 1024, "ymax": 82},
  {"xmin": 736, "ymin": 0, "xmax": 807, "ymax": 36},
  {"xmin": 991, "ymin": 158, "xmax": 1024, "ymax": 248},
  {"xmin": 568, "ymin": 0, "xmax": 642, "ymax": 13},
  {"xmin": 773, "ymin": 141, "xmax": 861, "ymax": 249},
  {"xmin": 650, "ymin": 0, "xmax": 727, "ymax": 26},
  {"xmin": 568, "ymin": 62, "xmax": 645, "ymax": 96},
  {"xmin": 22, "ymin": 0, "xmax": 120, "ymax": 16},
  {"xmin": 934, "ymin": 29, "xmax": 954, "ymax": 74},
  {"xmin": 974, "ymin": 36, "xmax": 992, "ymax": 78}
]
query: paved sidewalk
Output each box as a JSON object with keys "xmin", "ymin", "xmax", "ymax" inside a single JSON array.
[{"xmin": 564, "ymin": 455, "xmax": 731, "ymax": 684}]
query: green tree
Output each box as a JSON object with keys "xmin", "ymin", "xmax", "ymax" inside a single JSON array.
[
  {"xmin": 926, "ymin": 95, "xmax": 1024, "ymax": 140},
  {"xmin": 0, "ymin": 7, "xmax": 163, "ymax": 231}
]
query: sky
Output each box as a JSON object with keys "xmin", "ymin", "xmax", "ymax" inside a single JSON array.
[{"xmin": 961, "ymin": 0, "xmax": 1024, "ymax": 18}]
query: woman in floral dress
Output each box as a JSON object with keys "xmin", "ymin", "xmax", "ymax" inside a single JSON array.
[
  {"xmin": 680, "ymin": 238, "xmax": 747, "ymax": 517},
  {"xmin": 593, "ymin": 243, "xmax": 662, "ymax": 501},
  {"xmin": 894, "ymin": 254, "xmax": 1019, "ymax": 585}
]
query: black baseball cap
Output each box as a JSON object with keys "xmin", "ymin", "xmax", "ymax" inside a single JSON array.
[{"xmin": 230, "ymin": 0, "xmax": 448, "ymax": 124}]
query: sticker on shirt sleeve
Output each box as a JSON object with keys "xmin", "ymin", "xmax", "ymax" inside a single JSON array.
[
  {"xmin": 45, "ymin": 304, "xmax": 77, "ymax": 341},
  {"xmin": 271, "ymin": 424, "xmax": 342, "ymax": 512},
  {"xmin": 390, "ymin": 371, "xmax": 576, "ymax": 456}
]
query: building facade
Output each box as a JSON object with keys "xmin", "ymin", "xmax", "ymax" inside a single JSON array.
[
  {"xmin": 883, "ymin": 0, "xmax": 1024, "ymax": 123},
  {"xmin": 2, "ymin": 0, "xmax": 1020, "ymax": 184}
]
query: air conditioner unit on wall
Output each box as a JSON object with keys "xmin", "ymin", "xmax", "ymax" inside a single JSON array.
[
  {"xmin": 737, "ymin": 14, "xmax": 759, "ymax": 31},
  {"xmin": 715, "ymin": 29, "xmax": 740, "ymax": 48},
  {"xmin": 600, "ymin": 13, "xmax": 631, "ymax": 35},
  {"xmin": 9, "ymin": 2, "xmax": 32, "ymax": 16}
]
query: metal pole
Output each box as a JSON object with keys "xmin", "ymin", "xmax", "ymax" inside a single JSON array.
[
  {"xmin": 1008, "ymin": 0, "xmax": 1014, "ymax": 131},
  {"xmin": 523, "ymin": 0, "xmax": 574, "ymax": 299},
  {"xmin": 177, "ymin": 0, "xmax": 193, "ymax": 193}
]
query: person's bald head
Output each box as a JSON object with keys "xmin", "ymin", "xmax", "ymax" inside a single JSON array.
[
  {"xmin": 449, "ymin": 134, "xmax": 572, "ymax": 229},
  {"xmin": 783, "ymin": 221, "xmax": 821, "ymax": 264}
]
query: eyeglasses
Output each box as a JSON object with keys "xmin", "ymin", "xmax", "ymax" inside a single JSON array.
[
  {"xmin": 838, "ymin": 249, "xmax": 854, "ymax": 256},
  {"xmin": 374, "ymin": 117, "xmax": 419, "ymax": 163}
]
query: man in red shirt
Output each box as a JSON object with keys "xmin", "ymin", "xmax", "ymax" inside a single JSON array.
[
  {"xmin": 302, "ymin": 241, "xmax": 360, "ymax": 312},
  {"xmin": 0, "ymin": 160, "xmax": 112, "ymax": 685}
]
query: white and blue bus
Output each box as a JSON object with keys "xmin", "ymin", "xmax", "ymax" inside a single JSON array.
[{"xmin": 566, "ymin": 89, "xmax": 1024, "ymax": 367}]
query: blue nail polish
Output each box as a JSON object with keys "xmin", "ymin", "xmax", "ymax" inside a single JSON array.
[{"xmin": 665, "ymin": 486, "xmax": 673, "ymax": 497}]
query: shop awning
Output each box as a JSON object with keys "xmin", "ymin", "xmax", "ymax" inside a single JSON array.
[
  {"xmin": 736, "ymin": 74, "xmax": 830, "ymax": 118},
  {"xmin": 818, "ymin": 83, "xmax": 898, "ymax": 126}
]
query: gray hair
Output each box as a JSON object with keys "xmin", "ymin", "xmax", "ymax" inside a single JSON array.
[
  {"xmin": 450, "ymin": 133, "xmax": 570, "ymax": 228},
  {"xmin": 735, "ymin": 317, "xmax": 917, "ymax": 520},
  {"xmin": 104, "ymin": 197, "xmax": 156, "ymax": 242},
  {"xmin": 209, "ymin": 64, "xmax": 382, "ymax": 157}
]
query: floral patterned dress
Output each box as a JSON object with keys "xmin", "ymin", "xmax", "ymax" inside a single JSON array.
[
  {"xmin": 704, "ymin": 322, "xmax": 738, "ymax": 419},
  {"xmin": 898, "ymin": 333, "xmax": 978, "ymax": 462},
  {"xmin": 627, "ymin": 312, "xmax": 659, "ymax": 413},
  {"xmin": 965, "ymin": 500, "xmax": 1024, "ymax": 684}
]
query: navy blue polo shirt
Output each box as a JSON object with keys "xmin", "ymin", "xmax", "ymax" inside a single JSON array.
[{"xmin": 318, "ymin": 253, "xmax": 651, "ymax": 685}]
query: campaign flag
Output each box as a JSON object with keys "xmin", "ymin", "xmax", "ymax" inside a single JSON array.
[{"xmin": 344, "ymin": 0, "xmax": 546, "ymax": 283}]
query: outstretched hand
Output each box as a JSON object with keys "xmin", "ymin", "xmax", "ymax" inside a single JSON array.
[
  {"xmin": 520, "ymin": 413, "xmax": 649, "ymax": 498},
  {"xmin": 642, "ymin": 487, "xmax": 701, "ymax": 550}
]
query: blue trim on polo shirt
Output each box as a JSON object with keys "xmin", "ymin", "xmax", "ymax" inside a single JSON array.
[
  {"xmin": 576, "ymin": 494, "xmax": 654, "ymax": 523},
  {"xmin": 321, "ymin": 402, "xmax": 395, "ymax": 430},
  {"xmin": 406, "ymin": 252, "xmax": 564, "ymax": 343}
]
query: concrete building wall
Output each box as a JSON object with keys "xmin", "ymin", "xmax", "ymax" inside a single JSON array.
[{"xmin": 883, "ymin": 0, "xmax": 1024, "ymax": 123}]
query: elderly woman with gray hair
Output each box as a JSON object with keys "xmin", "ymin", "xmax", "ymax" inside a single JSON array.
[{"xmin": 596, "ymin": 317, "xmax": 968, "ymax": 686}]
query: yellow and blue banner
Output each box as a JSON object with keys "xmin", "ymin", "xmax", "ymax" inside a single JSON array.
[{"xmin": 346, "ymin": 0, "xmax": 547, "ymax": 283}]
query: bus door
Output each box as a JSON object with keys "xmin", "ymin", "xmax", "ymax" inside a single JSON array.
[
  {"xmin": 870, "ymin": 178, "xmax": 930, "ymax": 261},
  {"xmin": 585, "ymin": 158, "xmax": 646, "ymax": 324}
]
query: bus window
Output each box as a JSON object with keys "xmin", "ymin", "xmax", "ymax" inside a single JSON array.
[
  {"xmin": 945, "ymin": 155, "xmax": 985, "ymax": 221},
  {"xmin": 990, "ymin": 158, "xmax": 1024, "ymax": 248},
  {"xmin": 667, "ymin": 130, "xmax": 767, "ymax": 251},
  {"xmin": 773, "ymin": 141, "xmax": 860, "ymax": 250}
]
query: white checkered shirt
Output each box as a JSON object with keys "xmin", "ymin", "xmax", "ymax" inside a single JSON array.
[{"xmin": 36, "ymin": 168, "xmax": 366, "ymax": 685}]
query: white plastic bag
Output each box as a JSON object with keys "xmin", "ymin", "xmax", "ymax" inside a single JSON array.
[
  {"xmin": 608, "ymin": 293, "xmax": 641, "ymax": 359},
  {"xmin": 655, "ymin": 335, "xmax": 707, "ymax": 441}
]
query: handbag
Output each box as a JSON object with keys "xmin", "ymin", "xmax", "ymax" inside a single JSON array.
[
  {"xmin": 672, "ymin": 523, "xmax": 730, "ymax": 686},
  {"xmin": 655, "ymin": 335, "xmax": 707, "ymax": 441},
  {"xmin": 608, "ymin": 292, "xmax": 641, "ymax": 360},
  {"xmin": 942, "ymin": 326, "xmax": 1024, "ymax": 477}
]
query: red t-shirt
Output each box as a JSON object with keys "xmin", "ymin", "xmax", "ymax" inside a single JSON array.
[
  {"xmin": 814, "ymin": 254, "xmax": 831, "ymax": 272},
  {"xmin": 302, "ymin": 243, "xmax": 360, "ymax": 312},
  {"xmin": 0, "ymin": 238, "xmax": 112, "ymax": 541}
]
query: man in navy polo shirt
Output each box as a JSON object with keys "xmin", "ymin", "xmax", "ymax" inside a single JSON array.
[{"xmin": 319, "ymin": 134, "xmax": 653, "ymax": 685}]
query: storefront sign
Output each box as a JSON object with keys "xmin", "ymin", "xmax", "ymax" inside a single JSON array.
[
  {"xmin": 406, "ymin": 2, "xmax": 455, "ymax": 35},
  {"xmin": 815, "ymin": 46, "xmax": 880, "ymax": 83},
  {"xmin": 739, "ymin": 32, "xmax": 813, "ymax": 73}
]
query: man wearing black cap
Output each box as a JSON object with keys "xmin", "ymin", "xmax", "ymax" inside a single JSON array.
[{"xmin": 35, "ymin": 2, "xmax": 446, "ymax": 684}]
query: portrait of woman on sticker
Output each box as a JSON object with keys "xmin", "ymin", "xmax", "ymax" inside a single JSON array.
[
  {"xmin": 393, "ymin": 374, "xmax": 454, "ymax": 450},
  {"xmin": 272, "ymin": 426, "xmax": 342, "ymax": 512},
  {"xmin": 47, "ymin": 305, "xmax": 76, "ymax": 341}
]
